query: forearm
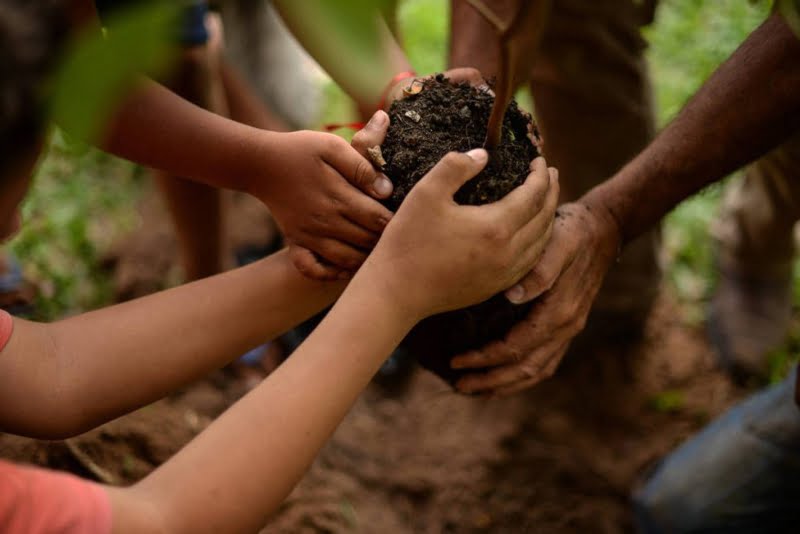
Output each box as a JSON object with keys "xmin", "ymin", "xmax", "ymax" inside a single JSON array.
[
  {"xmin": 273, "ymin": 0, "xmax": 412, "ymax": 112},
  {"xmin": 100, "ymin": 78, "xmax": 281, "ymax": 195},
  {"xmin": 0, "ymin": 250, "xmax": 343, "ymax": 438},
  {"xmin": 113, "ymin": 268, "xmax": 416, "ymax": 533},
  {"xmin": 582, "ymin": 13, "xmax": 800, "ymax": 245}
]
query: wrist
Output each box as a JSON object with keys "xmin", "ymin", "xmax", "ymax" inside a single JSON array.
[
  {"xmin": 347, "ymin": 257, "xmax": 427, "ymax": 329},
  {"xmin": 576, "ymin": 190, "xmax": 623, "ymax": 263},
  {"xmin": 237, "ymin": 129, "xmax": 282, "ymax": 201}
]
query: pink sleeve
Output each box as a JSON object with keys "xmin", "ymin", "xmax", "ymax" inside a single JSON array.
[
  {"xmin": 0, "ymin": 310, "xmax": 12, "ymax": 352},
  {"xmin": 0, "ymin": 460, "xmax": 112, "ymax": 534}
]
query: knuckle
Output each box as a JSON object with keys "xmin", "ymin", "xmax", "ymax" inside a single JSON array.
[
  {"xmin": 542, "ymin": 365, "xmax": 556, "ymax": 380},
  {"xmin": 322, "ymin": 134, "xmax": 346, "ymax": 155},
  {"xmin": 519, "ymin": 361, "xmax": 540, "ymax": 379},
  {"xmin": 350, "ymin": 129, "xmax": 367, "ymax": 149},
  {"xmin": 573, "ymin": 313, "xmax": 589, "ymax": 334},
  {"xmin": 353, "ymin": 159, "xmax": 377, "ymax": 187},
  {"xmin": 481, "ymin": 220, "xmax": 508, "ymax": 243},
  {"xmin": 522, "ymin": 268, "xmax": 548, "ymax": 294}
]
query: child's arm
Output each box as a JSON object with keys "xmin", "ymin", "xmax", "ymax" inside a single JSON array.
[
  {"xmin": 66, "ymin": 0, "xmax": 393, "ymax": 278},
  {"xmin": 273, "ymin": 0, "xmax": 486, "ymax": 118},
  {"xmin": 100, "ymin": 80, "xmax": 392, "ymax": 278},
  {"xmin": 105, "ymin": 150, "xmax": 559, "ymax": 533},
  {"xmin": 0, "ymin": 249, "xmax": 343, "ymax": 439}
]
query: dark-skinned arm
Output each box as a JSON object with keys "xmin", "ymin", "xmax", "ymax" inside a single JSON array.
[{"xmin": 452, "ymin": 12, "xmax": 800, "ymax": 395}]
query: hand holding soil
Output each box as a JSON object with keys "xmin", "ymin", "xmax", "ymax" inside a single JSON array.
[
  {"xmin": 451, "ymin": 201, "xmax": 622, "ymax": 395},
  {"xmin": 258, "ymin": 130, "xmax": 395, "ymax": 280},
  {"xmin": 365, "ymin": 150, "xmax": 558, "ymax": 321},
  {"xmin": 379, "ymin": 74, "xmax": 553, "ymax": 384}
]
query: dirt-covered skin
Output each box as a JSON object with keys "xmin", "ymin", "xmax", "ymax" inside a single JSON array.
[{"xmin": 380, "ymin": 74, "xmax": 540, "ymax": 384}]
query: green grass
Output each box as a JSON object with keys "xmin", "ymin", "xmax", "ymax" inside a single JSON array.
[{"xmin": 6, "ymin": 0, "xmax": 782, "ymax": 341}]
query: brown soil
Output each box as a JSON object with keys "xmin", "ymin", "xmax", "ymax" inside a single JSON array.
[{"xmin": 381, "ymin": 75, "xmax": 540, "ymax": 384}]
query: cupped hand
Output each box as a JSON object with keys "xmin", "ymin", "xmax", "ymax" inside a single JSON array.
[
  {"xmin": 450, "ymin": 201, "xmax": 622, "ymax": 395},
  {"xmin": 260, "ymin": 119, "xmax": 395, "ymax": 280},
  {"xmin": 365, "ymin": 151, "xmax": 559, "ymax": 321}
]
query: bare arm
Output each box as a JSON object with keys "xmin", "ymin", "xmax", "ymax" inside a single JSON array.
[
  {"xmin": 65, "ymin": 0, "xmax": 393, "ymax": 277},
  {"xmin": 583, "ymin": 12, "xmax": 800, "ymax": 245},
  {"xmin": 0, "ymin": 249, "xmax": 343, "ymax": 439},
  {"xmin": 453, "ymin": 11, "xmax": 800, "ymax": 395},
  {"xmin": 105, "ymin": 147, "xmax": 559, "ymax": 533},
  {"xmin": 272, "ymin": 0, "xmax": 413, "ymax": 114}
]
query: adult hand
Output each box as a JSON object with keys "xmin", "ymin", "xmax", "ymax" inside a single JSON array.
[
  {"xmin": 366, "ymin": 151, "xmax": 559, "ymax": 320},
  {"xmin": 259, "ymin": 124, "xmax": 395, "ymax": 280},
  {"xmin": 450, "ymin": 201, "xmax": 621, "ymax": 395}
]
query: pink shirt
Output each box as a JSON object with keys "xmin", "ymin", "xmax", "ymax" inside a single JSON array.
[
  {"xmin": 0, "ymin": 460, "xmax": 112, "ymax": 534},
  {"xmin": 0, "ymin": 312, "xmax": 112, "ymax": 532},
  {"xmin": 0, "ymin": 310, "xmax": 11, "ymax": 352}
]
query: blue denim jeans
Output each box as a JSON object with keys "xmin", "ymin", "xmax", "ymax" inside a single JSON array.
[{"xmin": 633, "ymin": 368, "xmax": 800, "ymax": 533}]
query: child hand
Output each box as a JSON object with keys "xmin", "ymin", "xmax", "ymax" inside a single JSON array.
[
  {"xmin": 286, "ymin": 111, "xmax": 393, "ymax": 279},
  {"xmin": 259, "ymin": 126, "xmax": 395, "ymax": 280},
  {"xmin": 363, "ymin": 150, "xmax": 559, "ymax": 320}
]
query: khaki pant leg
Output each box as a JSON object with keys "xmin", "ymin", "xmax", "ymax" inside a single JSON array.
[
  {"xmin": 531, "ymin": 0, "xmax": 661, "ymax": 317},
  {"xmin": 713, "ymin": 132, "xmax": 800, "ymax": 275}
]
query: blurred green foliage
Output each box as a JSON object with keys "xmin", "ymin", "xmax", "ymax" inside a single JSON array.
[
  {"xmin": 649, "ymin": 389, "xmax": 686, "ymax": 413},
  {"xmin": 51, "ymin": 1, "xmax": 180, "ymax": 142},
  {"xmin": 12, "ymin": 132, "xmax": 140, "ymax": 319}
]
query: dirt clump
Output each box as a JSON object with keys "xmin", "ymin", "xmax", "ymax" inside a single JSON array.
[{"xmin": 380, "ymin": 74, "xmax": 539, "ymax": 384}]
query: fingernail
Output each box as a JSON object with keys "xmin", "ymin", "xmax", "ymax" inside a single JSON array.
[
  {"xmin": 368, "ymin": 110, "xmax": 388, "ymax": 128},
  {"xmin": 373, "ymin": 176, "xmax": 393, "ymax": 197},
  {"xmin": 506, "ymin": 284, "xmax": 525, "ymax": 303},
  {"xmin": 465, "ymin": 148, "xmax": 487, "ymax": 164}
]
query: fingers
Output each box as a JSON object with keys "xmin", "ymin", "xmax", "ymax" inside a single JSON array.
[
  {"xmin": 336, "ymin": 185, "xmax": 394, "ymax": 233},
  {"xmin": 504, "ymin": 219, "xmax": 577, "ymax": 305},
  {"xmin": 324, "ymin": 129, "xmax": 394, "ymax": 200},
  {"xmin": 451, "ymin": 338, "xmax": 522, "ymax": 370},
  {"xmin": 416, "ymin": 149, "xmax": 488, "ymax": 198},
  {"xmin": 455, "ymin": 336, "xmax": 568, "ymax": 394},
  {"xmin": 508, "ymin": 167, "xmax": 559, "ymax": 260},
  {"xmin": 301, "ymin": 237, "xmax": 368, "ymax": 273},
  {"xmin": 487, "ymin": 157, "xmax": 552, "ymax": 231},
  {"xmin": 351, "ymin": 110, "xmax": 391, "ymax": 162},
  {"xmin": 321, "ymin": 216, "xmax": 380, "ymax": 250},
  {"xmin": 492, "ymin": 342, "xmax": 570, "ymax": 397},
  {"xmin": 288, "ymin": 246, "xmax": 345, "ymax": 281}
]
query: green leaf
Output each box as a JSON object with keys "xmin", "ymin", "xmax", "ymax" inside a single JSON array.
[{"xmin": 50, "ymin": 1, "xmax": 182, "ymax": 142}]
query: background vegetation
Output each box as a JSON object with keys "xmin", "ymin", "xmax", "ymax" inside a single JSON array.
[{"xmin": 12, "ymin": 0, "xmax": 793, "ymax": 375}]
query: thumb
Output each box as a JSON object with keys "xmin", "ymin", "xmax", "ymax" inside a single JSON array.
[
  {"xmin": 419, "ymin": 149, "xmax": 488, "ymax": 198},
  {"xmin": 351, "ymin": 110, "xmax": 390, "ymax": 158}
]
